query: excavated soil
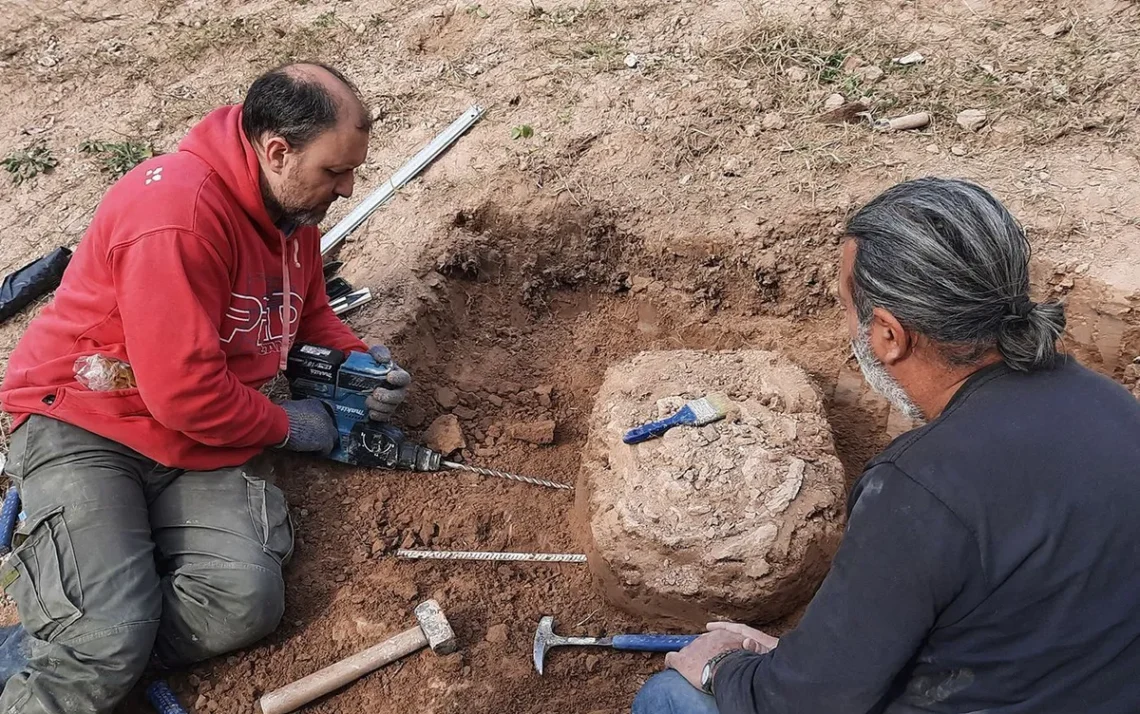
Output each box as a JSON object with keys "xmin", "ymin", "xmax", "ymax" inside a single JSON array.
[
  {"xmin": 1, "ymin": 0, "xmax": 1139, "ymax": 713},
  {"xmin": 579, "ymin": 350, "xmax": 846, "ymax": 628}
]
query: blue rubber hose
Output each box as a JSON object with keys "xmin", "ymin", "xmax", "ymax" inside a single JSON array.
[
  {"xmin": 0, "ymin": 490, "xmax": 20, "ymax": 555},
  {"xmin": 146, "ymin": 681, "xmax": 189, "ymax": 714}
]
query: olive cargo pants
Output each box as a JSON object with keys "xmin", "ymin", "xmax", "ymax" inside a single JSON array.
[{"xmin": 0, "ymin": 416, "xmax": 294, "ymax": 714}]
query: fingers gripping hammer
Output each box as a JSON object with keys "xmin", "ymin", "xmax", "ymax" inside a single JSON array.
[{"xmin": 258, "ymin": 600, "xmax": 456, "ymax": 714}]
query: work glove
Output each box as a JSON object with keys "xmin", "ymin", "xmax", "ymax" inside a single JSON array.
[
  {"xmin": 279, "ymin": 399, "xmax": 339, "ymax": 454},
  {"xmin": 363, "ymin": 344, "xmax": 411, "ymax": 421}
]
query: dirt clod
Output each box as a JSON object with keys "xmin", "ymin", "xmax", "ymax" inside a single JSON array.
[
  {"xmin": 434, "ymin": 387, "xmax": 459, "ymax": 409},
  {"xmin": 424, "ymin": 415, "xmax": 466, "ymax": 455},
  {"xmin": 580, "ymin": 350, "xmax": 846, "ymax": 627},
  {"xmin": 485, "ymin": 624, "xmax": 509, "ymax": 643},
  {"xmin": 957, "ymin": 109, "xmax": 988, "ymax": 131},
  {"xmin": 506, "ymin": 420, "xmax": 557, "ymax": 445}
]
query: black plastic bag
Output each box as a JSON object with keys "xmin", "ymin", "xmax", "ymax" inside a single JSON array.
[{"xmin": 0, "ymin": 247, "xmax": 72, "ymax": 324}]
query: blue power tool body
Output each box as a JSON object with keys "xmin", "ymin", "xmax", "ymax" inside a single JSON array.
[{"xmin": 285, "ymin": 344, "xmax": 440, "ymax": 471}]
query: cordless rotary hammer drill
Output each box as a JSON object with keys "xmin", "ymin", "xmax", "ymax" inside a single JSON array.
[{"xmin": 285, "ymin": 344, "xmax": 441, "ymax": 471}]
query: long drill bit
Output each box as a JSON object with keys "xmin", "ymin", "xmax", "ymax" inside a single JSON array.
[
  {"xmin": 396, "ymin": 549, "xmax": 586, "ymax": 563},
  {"xmin": 441, "ymin": 461, "xmax": 572, "ymax": 491}
]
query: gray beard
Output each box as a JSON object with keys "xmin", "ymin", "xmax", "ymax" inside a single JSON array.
[
  {"xmin": 852, "ymin": 322, "xmax": 925, "ymax": 423},
  {"xmin": 260, "ymin": 177, "xmax": 326, "ymax": 227}
]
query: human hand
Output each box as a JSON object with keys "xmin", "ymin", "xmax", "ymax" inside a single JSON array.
[
  {"xmin": 663, "ymin": 630, "xmax": 747, "ymax": 690},
  {"xmin": 364, "ymin": 345, "xmax": 412, "ymax": 421},
  {"xmin": 280, "ymin": 399, "xmax": 338, "ymax": 454},
  {"xmin": 706, "ymin": 621, "xmax": 779, "ymax": 654}
]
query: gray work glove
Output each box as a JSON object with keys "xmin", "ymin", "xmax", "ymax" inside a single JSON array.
[
  {"xmin": 363, "ymin": 344, "xmax": 412, "ymax": 421},
  {"xmin": 279, "ymin": 399, "xmax": 338, "ymax": 454}
]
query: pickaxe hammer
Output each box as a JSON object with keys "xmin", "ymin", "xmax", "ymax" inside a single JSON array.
[{"xmin": 532, "ymin": 616, "xmax": 698, "ymax": 675}]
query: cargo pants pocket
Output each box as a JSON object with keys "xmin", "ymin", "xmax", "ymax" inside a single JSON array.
[
  {"xmin": 244, "ymin": 475, "xmax": 295, "ymax": 567},
  {"xmin": 1, "ymin": 506, "xmax": 84, "ymax": 642}
]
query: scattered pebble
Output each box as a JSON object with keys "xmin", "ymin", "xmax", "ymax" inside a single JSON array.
[
  {"xmin": 425, "ymin": 414, "xmax": 466, "ymax": 455},
  {"xmin": 784, "ymin": 66, "xmax": 808, "ymax": 82},
  {"xmin": 485, "ymin": 624, "xmax": 509, "ymax": 643},
  {"xmin": 624, "ymin": 53, "xmax": 639, "ymax": 68},
  {"xmin": 453, "ymin": 405, "xmax": 478, "ymax": 421},
  {"xmin": 823, "ymin": 93, "xmax": 845, "ymax": 111},
  {"xmin": 585, "ymin": 654, "xmax": 600, "ymax": 673},
  {"xmin": 873, "ymin": 111, "xmax": 931, "ymax": 132},
  {"xmin": 434, "ymin": 387, "xmax": 459, "ymax": 410},
  {"xmin": 951, "ymin": 144, "xmax": 968, "ymax": 156},
  {"xmin": 760, "ymin": 112, "xmax": 786, "ymax": 131},
  {"xmin": 893, "ymin": 51, "xmax": 925, "ymax": 65},
  {"xmin": 926, "ymin": 143, "xmax": 941, "ymax": 154},
  {"xmin": 854, "ymin": 65, "xmax": 884, "ymax": 83},
  {"xmin": 1041, "ymin": 20, "xmax": 1071, "ymax": 38},
  {"xmin": 956, "ymin": 108, "xmax": 988, "ymax": 131}
]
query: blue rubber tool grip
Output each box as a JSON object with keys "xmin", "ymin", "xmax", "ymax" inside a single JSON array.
[
  {"xmin": 611, "ymin": 634, "xmax": 700, "ymax": 652},
  {"xmin": 145, "ymin": 681, "xmax": 188, "ymax": 714},
  {"xmin": 0, "ymin": 490, "xmax": 20, "ymax": 555},
  {"xmin": 622, "ymin": 408, "xmax": 693, "ymax": 445}
]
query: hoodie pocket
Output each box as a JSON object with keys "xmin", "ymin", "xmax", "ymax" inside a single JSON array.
[{"xmin": 53, "ymin": 386, "xmax": 150, "ymax": 418}]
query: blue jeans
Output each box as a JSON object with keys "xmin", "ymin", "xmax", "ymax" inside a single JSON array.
[{"xmin": 633, "ymin": 671, "xmax": 720, "ymax": 714}]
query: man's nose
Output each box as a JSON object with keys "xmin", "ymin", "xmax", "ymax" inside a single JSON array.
[{"xmin": 336, "ymin": 173, "xmax": 354, "ymax": 199}]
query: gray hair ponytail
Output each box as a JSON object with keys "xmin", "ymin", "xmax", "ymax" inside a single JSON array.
[{"xmin": 846, "ymin": 177, "xmax": 1065, "ymax": 372}]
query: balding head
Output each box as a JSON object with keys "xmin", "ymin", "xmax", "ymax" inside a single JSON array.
[
  {"xmin": 242, "ymin": 62, "xmax": 370, "ymax": 149},
  {"xmin": 242, "ymin": 62, "xmax": 372, "ymax": 227}
]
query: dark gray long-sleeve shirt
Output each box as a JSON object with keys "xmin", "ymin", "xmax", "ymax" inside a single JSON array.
[{"xmin": 714, "ymin": 358, "xmax": 1140, "ymax": 714}]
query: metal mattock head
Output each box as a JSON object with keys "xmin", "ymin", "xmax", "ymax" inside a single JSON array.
[
  {"xmin": 414, "ymin": 599, "xmax": 457, "ymax": 654},
  {"xmin": 533, "ymin": 616, "xmax": 558, "ymax": 676}
]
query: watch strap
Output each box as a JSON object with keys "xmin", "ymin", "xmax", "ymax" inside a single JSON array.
[{"xmin": 701, "ymin": 650, "xmax": 740, "ymax": 696}]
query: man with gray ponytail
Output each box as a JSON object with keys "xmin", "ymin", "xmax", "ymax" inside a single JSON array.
[{"xmin": 636, "ymin": 178, "xmax": 1140, "ymax": 714}]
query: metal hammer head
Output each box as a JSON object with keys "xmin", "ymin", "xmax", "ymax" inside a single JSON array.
[
  {"xmin": 533, "ymin": 616, "xmax": 557, "ymax": 675},
  {"xmin": 414, "ymin": 600, "xmax": 457, "ymax": 654}
]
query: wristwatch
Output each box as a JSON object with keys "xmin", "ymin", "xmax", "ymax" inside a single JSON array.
[{"xmin": 700, "ymin": 650, "xmax": 739, "ymax": 696}]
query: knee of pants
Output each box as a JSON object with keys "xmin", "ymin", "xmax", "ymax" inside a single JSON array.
[
  {"xmin": 167, "ymin": 563, "xmax": 285, "ymax": 657},
  {"xmin": 633, "ymin": 671, "xmax": 721, "ymax": 714}
]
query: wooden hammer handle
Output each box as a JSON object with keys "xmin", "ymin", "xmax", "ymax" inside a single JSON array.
[{"xmin": 258, "ymin": 626, "xmax": 427, "ymax": 714}]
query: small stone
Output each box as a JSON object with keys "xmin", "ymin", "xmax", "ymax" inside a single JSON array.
[
  {"xmin": 760, "ymin": 112, "xmax": 786, "ymax": 131},
  {"xmin": 950, "ymin": 144, "xmax": 967, "ymax": 156},
  {"xmin": 404, "ymin": 405, "xmax": 427, "ymax": 428},
  {"xmin": 424, "ymin": 415, "xmax": 466, "ymax": 455},
  {"xmin": 585, "ymin": 654, "xmax": 600, "ymax": 673},
  {"xmin": 679, "ymin": 174, "xmax": 693, "ymax": 185},
  {"xmin": 956, "ymin": 108, "xmax": 988, "ymax": 131},
  {"xmin": 299, "ymin": 508, "xmax": 309, "ymax": 518},
  {"xmin": 435, "ymin": 387, "xmax": 459, "ymax": 409},
  {"xmin": 823, "ymin": 93, "xmax": 845, "ymax": 111},
  {"xmin": 536, "ymin": 385, "xmax": 554, "ymax": 407},
  {"xmin": 926, "ymin": 143, "xmax": 941, "ymax": 154},
  {"xmin": 854, "ymin": 65, "xmax": 884, "ymax": 83},
  {"xmin": 624, "ymin": 53, "xmax": 639, "ymax": 68},
  {"xmin": 785, "ymin": 66, "xmax": 808, "ymax": 82},
  {"xmin": 1041, "ymin": 20, "xmax": 1071, "ymax": 38},
  {"xmin": 207, "ymin": 701, "xmax": 219, "ymax": 713},
  {"xmin": 840, "ymin": 55, "xmax": 865, "ymax": 72},
  {"xmin": 506, "ymin": 420, "xmax": 557, "ymax": 445},
  {"xmin": 195, "ymin": 695, "xmax": 209, "ymax": 710},
  {"xmin": 485, "ymin": 624, "xmax": 509, "ymax": 643},
  {"xmin": 744, "ymin": 123, "xmax": 761, "ymax": 137},
  {"xmin": 487, "ymin": 394, "xmax": 504, "ymax": 408},
  {"xmin": 1075, "ymin": 262, "xmax": 1090, "ymax": 274},
  {"xmin": 371, "ymin": 539, "xmax": 384, "ymax": 556},
  {"xmin": 893, "ymin": 51, "xmax": 924, "ymax": 65},
  {"xmin": 453, "ymin": 405, "xmax": 478, "ymax": 421}
]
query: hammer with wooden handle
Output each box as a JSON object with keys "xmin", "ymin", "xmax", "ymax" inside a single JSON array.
[{"xmin": 257, "ymin": 600, "xmax": 456, "ymax": 714}]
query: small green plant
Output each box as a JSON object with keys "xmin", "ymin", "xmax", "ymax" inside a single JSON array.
[
  {"xmin": 314, "ymin": 11, "xmax": 336, "ymax": 27},
  {"xmin": 510, "ymin": 124, "xmax": 534, "ymax": 140},
  {"xmin": 80, "ymin": 140, "xmax": 154, "ymax": 178},
  {"xmin": 466, "ymin": 3, "xmax": 489, "ymax": 18},
  {"xmin": 2, "ymin": 142, "xmax": 58, "ymax": 185}
]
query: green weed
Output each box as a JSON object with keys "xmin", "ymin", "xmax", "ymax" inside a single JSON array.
[{"xmin": 2, "ymin": 143, "xmax": 58, "ymax": 185}]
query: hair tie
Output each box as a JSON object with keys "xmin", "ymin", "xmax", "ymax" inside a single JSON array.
[{"xmin": 1010, "ymin": 298, "xmax": 1036, "ymax": 319}]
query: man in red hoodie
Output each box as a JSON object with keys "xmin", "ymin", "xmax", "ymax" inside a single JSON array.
[{"xmin": 0, "ymin": 63, "xmax": 410, "ymax": 713}]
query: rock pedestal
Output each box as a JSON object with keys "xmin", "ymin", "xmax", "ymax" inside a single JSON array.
[{"xmin": 577, "ymin": 350, "xmax": 846, "ymax": 626}]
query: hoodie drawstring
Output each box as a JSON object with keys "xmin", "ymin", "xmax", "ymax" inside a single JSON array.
[{"xmin": 278, "ymin": 233, "xmax": 292, "ymax": 372}]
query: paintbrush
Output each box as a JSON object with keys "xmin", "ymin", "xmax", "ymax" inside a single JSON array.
[{"xmin": 622, "ymin": 393, "xmax": 733, "ymax": 445}]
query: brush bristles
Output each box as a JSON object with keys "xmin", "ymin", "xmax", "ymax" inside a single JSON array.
[{"xmin": 688, "ymin": 393, "xmax": 732, "ymax": 424}]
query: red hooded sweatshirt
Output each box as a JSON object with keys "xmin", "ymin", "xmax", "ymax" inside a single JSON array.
[{"xmin": 0, "ymin": 105, "xmax": 366, "ymax": 470}]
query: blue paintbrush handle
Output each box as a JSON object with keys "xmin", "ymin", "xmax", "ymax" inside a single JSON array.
[
  {"xmin": 623, "ymin": 407, "xmax": 694, "ymax": 444},
  {"xmin": 145, "ymin": 681, "xmax": 188, "ymax": 714},
  {"xmin": 0, "ymin": 490, "xmax": 20, "ymax": 555},
  {"xmin": 612, "ymin": 634, "xmax": 700, "ymax": 652}
]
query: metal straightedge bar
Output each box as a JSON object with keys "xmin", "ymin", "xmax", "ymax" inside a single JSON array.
[{"xmin": 320, "ymin": 104, "xmax": 486, "ymax": 257}]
